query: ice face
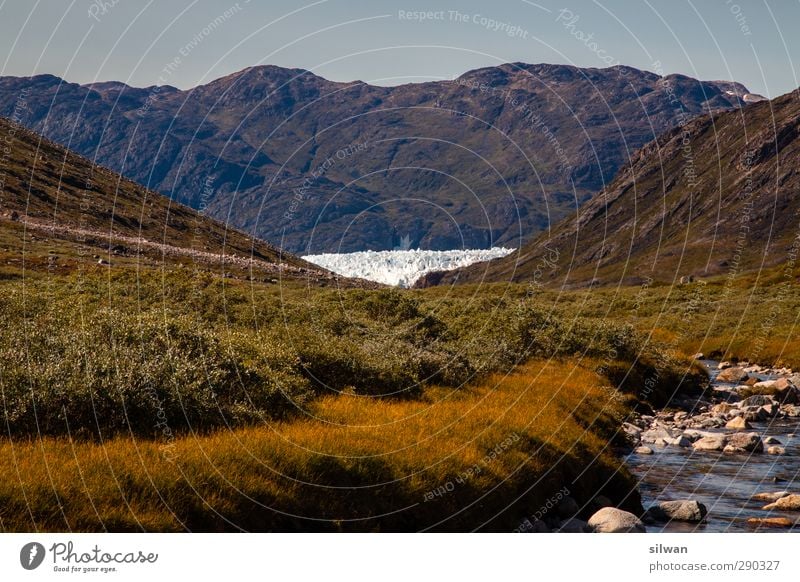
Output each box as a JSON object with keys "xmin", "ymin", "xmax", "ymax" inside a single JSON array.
[{"xmin": 303, "ymin": 248, "xmax": 515, "ymax": 287}]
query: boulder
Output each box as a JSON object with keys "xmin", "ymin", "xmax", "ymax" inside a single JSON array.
[
  {"xmin": 740, "ymin": 395, "xmax": 774, "ymax": 407},
  {"xmin": 692, "ymin": 435, "xmax": 727, "ymax": 451},
  {"xmin": 635, "ymin": 446, "xmax": 654, "ymax": 455},
  {"xmin": 691, "ymin": 353, "xmax": 704, "ymax": 360},
  {"xmin": 763, "ymin": 436, "xmax": 781, "ymax": 445},
  {"xmin": 718, "ymin": 361, "xmax": 732, "ymax": 370},
  {"xmin": 587, "ymin": 507, "xmax": 646, "ymax": 533},
  {"xmin": 725, "ymin": 432, "xmax": 764, "ymax": 453},
  {"xmin": 725, "ymin": 417, "xmax": 751, "ymax": 430},
  {"xmin": 641, "ymin": 427, "xmax": 678, "ymax": 444},
  {"xmin": 717, "ymin": 367, "xmax": 749, "ymax": 383},
  {"xmin": 647, "ymin": 500, "xmax": 708, "ymax": 523},
  {"xmin": 763, "ymin": 494, "xmax": 800, "ymax": 511},
  {"xmin": 557, "ymin": 518, "xmax": 593, "ymax": 532},
  {"xmin": 767, "ymin": 446, "xmax": 786, "ymax": 455},
  {"xmin": 752, "ymin": 380, "xmax": 777, "ymax": 390}
]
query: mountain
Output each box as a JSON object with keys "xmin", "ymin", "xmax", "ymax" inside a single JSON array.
[
  {"xmin": 0, "ymin": 64, "xmax": 752, "ymax": 253},
  {"xmin": 0, "ymin": 115, "xmax": 335, "ymax": 283},
  {"xmin": 419, "ymin": 89, "xmax": 800, "ymax": 288}
]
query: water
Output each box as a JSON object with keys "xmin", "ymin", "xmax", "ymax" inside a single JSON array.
[{"xmin": 626, "ymin": 361, "xmax": 800, "ymax": 532}]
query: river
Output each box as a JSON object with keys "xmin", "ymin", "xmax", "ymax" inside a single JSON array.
[{"xmin": 626, "ymin": 361, "xmax": 800, "ymax": 532}]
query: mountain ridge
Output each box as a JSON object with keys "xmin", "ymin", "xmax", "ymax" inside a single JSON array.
[
  {"xmin": 0, "ymin": 63, "xmax": 755, "ymax": 253},
  {"xmin": 419, "ymin": 88, "xmax": 800, "ymax": 288}
]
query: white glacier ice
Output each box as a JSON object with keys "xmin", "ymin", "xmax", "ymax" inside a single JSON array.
[{"xmin": 303, "ymin": 247, "xmax": 515, "ymax": 287}]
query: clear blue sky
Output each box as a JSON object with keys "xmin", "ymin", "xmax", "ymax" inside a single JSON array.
[{"xmin": 1, "ymin": 0, "xmax": 797, "ymax": 97}]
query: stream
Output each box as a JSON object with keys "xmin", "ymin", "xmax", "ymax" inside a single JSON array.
[{"xmin": 626, "ymin": 361, "xmax": 800, "ymax": 532}]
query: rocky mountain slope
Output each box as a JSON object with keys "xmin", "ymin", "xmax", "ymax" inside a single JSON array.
[
  {"xmin": 0, "ymin": 115, "xmax": 334, "ymax": 282},
  {"xmin": 420, "ymin": 90, "xmax": 800, "ymax": 288},
  {"xmin": 0, "ymin": 64, "xmax": 753, "ymax": 253}
]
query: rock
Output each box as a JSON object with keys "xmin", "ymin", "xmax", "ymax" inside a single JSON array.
[
  {"xmin": 742, "ymin": 408, "xmax": 768, "ymax": 422},
  {"xmin": 691, "ymin": 353, "xmax": 704, "ymax": 360},
  {"xmin": 760, "ymin": 403, "xmax": 778, "ymax": 417},
  {"xmin": 587, "ymin": 507, "xmax": 646, "ymax": 533},
  {"xmin": 647, "ymin": 500, "xmax": 708, "ymax": 523},
  {"xmin": 725, "ymin": 432, "xmax": 764, "ymax": 453},
  {"xmin": 717, "ymin": 367, "xmax": 749, "ymax": 383},
  {"xmin": 752, "ymin": 380, "xmax": 777, "ymax": 390},
  {"xmin": 743, "ymin": 377, "xmax": 759, "ymax": 386},
  {"xmin": 557, "ymin": 518, "xmax": 593, "ymax": 532},
  {"xmin": 774, "ymin": 384, "xmax": 800, "ymax": 405},
  {"xmin": 718, "ymin": 361, "xmax": 732, "ymax": 370},
  {"xmin": 783, "ymin": 404, "xmax": 800, "ymax": 417},
  {"xmin": 725, "ymin": 417, "xmax": 751, "ymax": 430},
  {"xmin": 692, "ymin": 435, "xmax": 727, "ymax": 451},
  {"xmin": 763, "ymin": 436, "xmax": 781, "ymax": 445},
  {"xmin": 641, "ymin": 427, "xmax": 678, "ymax": 444},
  {"xmin": 622, "ymin": 422, "xmax": 643, "ymax": 443},
  {"xmin": 666, "ymin": 436, "xmax": 692, "ymax": 447},
  {"xmin": 747, "ymin": 517, "xmax": 795, "ymax": 528},
  {"xmin": 767, "ymin": 446, "xmax": 786, "ymax": 455},
  {"xmin": 635, "ymin": 446, "xmax": 654, "ymax": 455},
  {"xmin": 557, "ymin": 496, "xmax": 581, "ymax": 519},
  {"xmin": 763, "ymin": 494, "xmax": 800, "ymax": 511},
  {"xmin": 751, "ymin": 491, "xmax": 790, "ymax": 502},
  {"xmin": 712, "ymin": 403, "xmax": 736, "ymax": 415},
  {"xmin": 740, "ymin": 394, "xmax": 775, "ymax": 407}
]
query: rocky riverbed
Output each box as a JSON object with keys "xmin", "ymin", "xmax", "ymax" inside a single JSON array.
[
  {"xmin": 625, "ymin": 359, "xmax": 800, "ymax": 532},
  {"xmin": 518, "ymin": 359, "xmax": 800, "ymax": 533}
]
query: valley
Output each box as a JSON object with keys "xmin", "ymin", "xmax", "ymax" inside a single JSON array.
[{"xmin": 1, "ymin": 63, "xmax": 799, "ymax": 533}]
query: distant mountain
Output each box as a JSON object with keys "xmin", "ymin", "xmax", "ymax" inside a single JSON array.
[
  {"xmin": 0, "ymin": 64, "xmax": 752, "ymax": 253},
  {"xmin": 420, "ymin": 89, "xmax": 800, "ymax": 288},
  {"xmin": 0, "ymin": 115, "xmax": 330, "ymax": 282}
]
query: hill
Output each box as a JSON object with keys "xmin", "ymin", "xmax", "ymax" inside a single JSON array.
[
  {"xmin": 421, "ymin": 90, "xmax": 800, "ymax": 288},
  {"xmin": 0, "ymin": 64, "xmax": 752, "ymax": 253},
  {"xmin": 0, "ymin": 115, "xmax": 333, "ymax": 283}
]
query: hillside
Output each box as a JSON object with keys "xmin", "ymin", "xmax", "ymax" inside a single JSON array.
[
  {"xmin": 0, "ymin": 64, "xmax": 753, "ymax": 253},
  {"xmin": 421, "ymin": 89, "xmax": 800, "ymax": 288},
  {"xmin": 0, "ymin": 115, "xmax": 334, "ymax": 283}
]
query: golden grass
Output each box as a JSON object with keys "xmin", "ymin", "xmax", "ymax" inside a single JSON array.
[{"xmin": 0, "ymin": 360, "xmax": 638, "ymax": 532}]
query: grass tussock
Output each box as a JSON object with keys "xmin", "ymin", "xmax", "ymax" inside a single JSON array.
[{"xmin": 0, "ymin": 360, "xmax": 639, "ymax": 532}]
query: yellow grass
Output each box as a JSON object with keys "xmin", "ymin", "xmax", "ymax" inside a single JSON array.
[{"xmin": 0, "ymin": 359, "xmax": 638, "ymax": 532}]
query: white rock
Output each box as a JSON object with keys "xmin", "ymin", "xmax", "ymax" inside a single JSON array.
[{"xmin": 587, "ymin": 507, "xmax": 646, "ymax": 533}]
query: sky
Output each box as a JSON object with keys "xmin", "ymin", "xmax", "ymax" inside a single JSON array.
[{"xmin": 0, "ymin": 0, "xmax": 798, "ymax": 98}]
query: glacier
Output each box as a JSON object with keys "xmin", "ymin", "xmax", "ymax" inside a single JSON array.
[{"xmin": 303, "ymin": 248, "xmax": 515, "ymax": 287}]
